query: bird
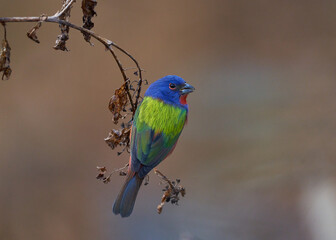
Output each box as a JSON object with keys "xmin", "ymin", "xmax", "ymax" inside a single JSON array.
[{"xmin": 112, "ymin": 75, "xmax": 195, "ymax": 217}]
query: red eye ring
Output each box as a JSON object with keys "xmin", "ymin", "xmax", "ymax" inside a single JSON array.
[{"xmin": 169, "ymin": 83, "xmax": 176, "ymax": 90}]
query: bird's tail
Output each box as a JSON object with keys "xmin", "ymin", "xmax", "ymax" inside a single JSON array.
[{"xmin": 113, "ymin": 170, "xmax": 143, "ymax": 217}]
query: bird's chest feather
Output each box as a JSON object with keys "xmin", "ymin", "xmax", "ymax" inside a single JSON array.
[{"xmin": 136, "ymin": 97, "xmax": 187, "ymax": 137}]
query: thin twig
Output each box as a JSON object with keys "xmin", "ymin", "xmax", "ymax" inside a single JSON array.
[
  {"xmin": 54, "ymin": 0, "xmax": 76, "ymax": 18},
  {"xmin": 154, "ymin": 169, "xmax": 174, "ymax": 188},
  {"xmin": 112, "ymin": 163, "xmax": 129, "ymax": 174},
  {"xmin": 2, "ymin": 22, "xmax": 6, "ymax": 40},
  {"xmin": 111, "ymin": 44, "xmax": 143, "ymax": 115},
  {"xmin": 96, "ymin": 163, "xmax": 129, "ymax": 184}
]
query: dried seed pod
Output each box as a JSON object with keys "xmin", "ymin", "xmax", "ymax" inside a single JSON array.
[
  {"xmin": 104, "ymin": 126, "xmax": 131, "ymax": 150},
  {"xmin": 54, "ymin": 0, "xmax": 72, "ymax": 51},
  {"xmin": 154, "ymin": 169, "xmax": 186, "ymax": 214},
  {"xmin": 96, "ymin": 166, "xmax": 107, "ymax": 180},
  {"xmin": 27, "ymin": 15, "xmax": 47, "ymax": 44},
  {"xmin": 108, "ymin": 83, "xmax": 128, "ymax": 124},
  {"xmin": 0, "ymin": 25, "xmax": 11, "ymax": 80},
  {"xmin": 81, "ymin": 0, "xmax": 97, "ymax": 44}
]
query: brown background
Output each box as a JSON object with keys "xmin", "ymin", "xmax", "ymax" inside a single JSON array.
[{"xmin": 1, "ymin": 1, "xmax": 336, "ymax": 239}]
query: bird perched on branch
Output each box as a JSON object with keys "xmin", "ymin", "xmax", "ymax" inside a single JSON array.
[{"xmin": 113, "ymin": 75, "xmax": 195, "ymax": 217}]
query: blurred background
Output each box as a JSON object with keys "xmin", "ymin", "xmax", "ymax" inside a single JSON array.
[{"xmin": 1, "ymin": 0, "xmax": 336, "ymax": 239}]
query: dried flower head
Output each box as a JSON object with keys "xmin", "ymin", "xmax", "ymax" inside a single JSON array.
[
  {"xmin": 96, "ymin": 166, "xmax": 107, "ymax": 180},
  {"xmin": 104, "ymin": 124, "xmax": 131, "ymax": 153},
  {"xmin": 155, "ymin": 169, "xmax": 186, "ymax": 214},
  {"xmin": 26, "ymin": 15, "xmax": 47, "ymax": 44},
  {"xmin": 81, "ymin": 0, "xmax": 97, "ymax": 44},
  {"xmin": 0, "ymin": 24, "xmax": 11, "ymax": 80},
  {"xmin": 54, "ymin": 0, "xmax": 72, "ymax": 51},
  {"xmin": 108, "ymin": 83, "xmax": 128, "ymax": 124},
  {"xmin": 96, "ymin": 164, "xmax": 129, "ymax": 184}
]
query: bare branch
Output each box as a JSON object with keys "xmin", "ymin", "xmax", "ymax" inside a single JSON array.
[{"xmin": 0, "ymin": 1, "xmax": 140, "ymax": 112}]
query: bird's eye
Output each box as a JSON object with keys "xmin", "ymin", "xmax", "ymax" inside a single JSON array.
[{"xmin": 169, "ymin": 83, "xmax": 176, "ymax": 90}]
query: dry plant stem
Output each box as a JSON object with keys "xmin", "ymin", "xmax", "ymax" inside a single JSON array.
[
  {"xmin": 2, "ymin": 23, "xmax": 6, "ymax": 39},
  {"xmin": 96, "ymin": 163, "xmax": 129, "ymax": 183},
  {"xmin": 0, "ymin": 1, "xmax": 144, "ymax": 115},
  {"xmin": 57, "ymin": 0, "xmax": 75, "ymax": 18},
  {"xmin": 154, "ymin": 169, "xmax": 174, "ymax": 188},
  {"xmin": 111, "ymin": 163, "xmax": 129, "ymax": 175},
  {"xmin": 0, "ymin": 17, "xmax": 135, "ymax": 112}
]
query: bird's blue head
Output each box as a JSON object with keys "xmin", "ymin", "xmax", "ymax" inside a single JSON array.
[{"xmin": 144, "ymin": 75, "xmax": 195, "ymax": 109}]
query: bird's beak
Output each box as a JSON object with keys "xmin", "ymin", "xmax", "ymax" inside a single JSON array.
[{"xmin": 180, "ymin": 83, "xmax": 195, "ymax": 95}]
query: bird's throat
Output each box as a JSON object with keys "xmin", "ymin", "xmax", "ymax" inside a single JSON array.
[{"xmin": 180, "ymin": 94, "xmax": 188, "ymax": 105}]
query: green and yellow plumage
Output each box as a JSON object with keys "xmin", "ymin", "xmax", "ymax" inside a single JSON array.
[{"xmin": 137, "ymin": 97, "xmax": 187, "ymax": 139}]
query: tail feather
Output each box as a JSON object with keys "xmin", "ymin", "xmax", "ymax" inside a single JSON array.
[{"xmin": 113, "ymin": 170, "xmax": 143, "ymax": 217}]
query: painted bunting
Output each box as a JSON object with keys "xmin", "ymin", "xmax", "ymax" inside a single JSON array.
[{"xmin": 113, "ymin": 75, "xmax": 195, "ymax": 217}]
